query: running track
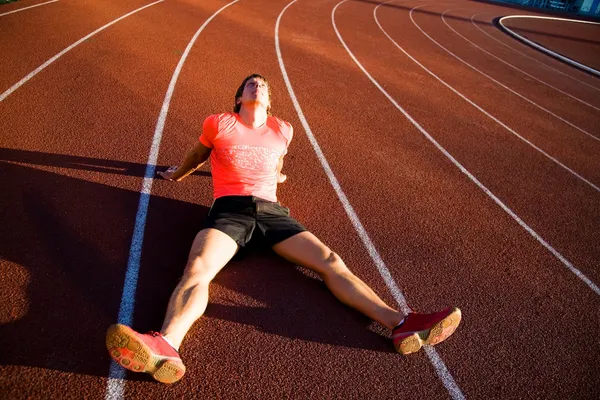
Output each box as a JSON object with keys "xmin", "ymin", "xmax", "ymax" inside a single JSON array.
[{"xmin": 1, "ymin": 0, "xmax": 599, "ymax": 398}]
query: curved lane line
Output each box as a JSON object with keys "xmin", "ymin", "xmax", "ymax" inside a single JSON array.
[
  {"xmin": 442, "ymin": 10, "xmax": 600, "ymax": 113},
  {"xmin": 408, "ymin": 4, "xmax": 600, "ymax": 190},
  {"xmin": 275, "ymin": 0, "xmax": 410, "ymax": 315},
  {"xmin": 470, "ymin": 13, "xmax": 600, "ymax": 93},
  {"xmin": 374, "ymin": 2, "xmax": 600, "ymax": 296},
  {"xmin": 0, "ymin": 0, "xmax": 164, "ymax": 102},
  {"xmin": 0, "ymin": 0, "xmax": 58, "ymax": 17},
  {"xmin": 331, "ymin": 4, "xmax": 468, "ymax": 398},
  {"xmin": 498, "ymin": 15, "xmax": 600, "ymax": 78},
  {"xmin": 276, "ymin": 1, "xmax": 465, "ymax": 399},
  {"xmin": 104, "ymin": 1, "xmax": 240, "ymax": 398}
]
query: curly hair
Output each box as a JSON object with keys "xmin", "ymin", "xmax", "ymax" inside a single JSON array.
[{"xmin": 233, "ymin": 73, "xmax": 272, "ymax": 116}]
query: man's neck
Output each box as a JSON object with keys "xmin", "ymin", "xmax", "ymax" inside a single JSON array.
[{"xmin": 238, "ymin": 105, "xmax": 267, "ymax": 128}]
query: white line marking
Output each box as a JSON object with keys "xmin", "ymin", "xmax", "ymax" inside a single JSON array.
[
  {"xmin": 0, "ymin": 0, "xmax": 164, "ymax": 102},
  {"xmin": 498, "ymin": 15, "xmax": 600, "ymax": 78},
  {"xmin": 408, "ymin": 4, "xmax": 600, "ymax": 191},
  {"xmin": 374, "ymin": 1, "xmax": 600, "ymax": 296},
  {"xmin": 442, "ymin": 10, "xmax": 600, "ymax": 113},
  {"xmin": 470, "ymin": 13, "xmax": 600, "ymax": 93},
  {"xmin": 330, "ymin": 3, "xmax": 467, "ymax": 398},
  {"xmin": 0, "ymin": 0, "xmax": 58, "ymax": 17},
  {"xmin": 276, "ymin": 0, "xmax": 410, "ymax": 316},
  {"xmin": 503, "ymin": 14, "xmax": 600, "ymax": 25},
  {"xmin": 104, "ymin": 1, "xmax": 240, "ymax": 398},
  {"xmin": 277, "ymin": 1, "xmax": 464, "ymax": 399}
]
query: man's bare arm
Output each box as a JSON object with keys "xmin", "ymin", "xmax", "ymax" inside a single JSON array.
[{"xmin": 158, "ymin": 142, "xmax": 212, "ymax": 182}]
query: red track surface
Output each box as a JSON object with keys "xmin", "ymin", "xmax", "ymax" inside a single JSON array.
[
  {"xmin": 502, "ymin": 16, "xmax": 600, "ymax": 71},
  {"xmin": 1, "ymin": 0, "xmax": 599, "ymax": 399}
]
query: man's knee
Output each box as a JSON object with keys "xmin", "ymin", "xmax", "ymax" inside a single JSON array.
[
  {"xmin": 182, "ymin": 258, "xmax": 217, "ymax": 285},
  {"xmin": 319, "ymin": 251, "xmax": 348, "ymax": 276}
]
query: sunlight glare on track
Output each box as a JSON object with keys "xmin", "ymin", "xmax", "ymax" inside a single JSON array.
[
  {"xmin": 0, "ymin": 0, "xmax": 58, "ymax": 18},
  {"xmin": 0, "ymin": 0, "xmax": 164, "ymax": 102}
]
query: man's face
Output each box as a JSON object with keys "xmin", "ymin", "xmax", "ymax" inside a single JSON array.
[{"xmin": 239, "ymin": 77, "xmax": 270, "ymax": 110}]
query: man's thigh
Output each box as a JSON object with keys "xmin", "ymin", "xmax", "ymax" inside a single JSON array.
[
  {"xmin": 186, "ymin": 228, "xmax": 239, "ymax": 279},
  {"xmin": 271, "ymin": 231, "xmax": 336, "ymax": 276}
]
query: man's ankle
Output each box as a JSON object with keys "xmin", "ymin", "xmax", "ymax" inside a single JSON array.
[{"xmin": 161, "ymin": 334, "xmax": 180, "ymax": 352}]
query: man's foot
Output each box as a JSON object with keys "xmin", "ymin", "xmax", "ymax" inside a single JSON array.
[
  {"xmin": 106, "ymin": 324, "xmax": 185, "ymax": 384},
  {"xmin": 392, "ymin": 307, "xmax": 461, "ymax": 355}
]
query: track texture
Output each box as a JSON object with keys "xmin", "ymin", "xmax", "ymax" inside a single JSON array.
[
  {"xmin": 1, "ymin": 0, "xmax": 599, "ymax": 399},
  {"xmin": 502, "ymin": 16, "xmax": 600, "ymax": 71}
]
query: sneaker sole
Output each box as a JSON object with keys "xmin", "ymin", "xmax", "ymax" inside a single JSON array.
[
  {"xmin": 106, "ymin": 324, "xmax": 185, "ymax": 384},
  {"xmin": 395, "ymin": 307, "xmax": 462, "ymax": 355}
]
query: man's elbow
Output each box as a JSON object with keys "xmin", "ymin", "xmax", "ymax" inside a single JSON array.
[{"xmin": 191, "ymin": 145, "xmax": 211, "ymax": 166}]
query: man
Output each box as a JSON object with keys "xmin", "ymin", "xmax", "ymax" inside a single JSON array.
[{"xmin": 106, "ymin": 74, "xmax": 461, "ymax": 384}]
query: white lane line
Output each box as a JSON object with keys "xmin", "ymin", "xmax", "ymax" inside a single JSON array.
[
  {"xmin": 498, "ymin": 15, "xmax": 600, "ymax": 78},
  {"xmin": 276, "ymin": 1, "xmax": 464, "ymax": 399},
  {"xmin": 0, "ymin": 0, "xmax": 58, "ymax": 17},
  {"xmin": 104, "ymin": 1, "xmax": 240, "ymax": 399},
  {"xmin": 470, "ymin": 13, "xmax": 600, "ymax": 93},
  {"xmin": 331, "ymin": 3, "xmax": 467, "ymax": 398},
  {"xmin": 442, "ymin": 10, "xmax": 600, "ymax": 113},
  {"xmin": 505, "ymin": 14, "xmax": 600, "ymax": 24},
  {"xmin": 408, "ymin": 4, "xmax": 600, "ymax": 191},
  {"xmin": 0, "ymin": 0, "xmax": 164, "ymax": 102},
  {"xmin": 276, "ymin": 0, "xmax": 410, "ymax": 316},
  {"xmin": 374, "ymin": 1, "xmax": 600, "ymax": 296}
]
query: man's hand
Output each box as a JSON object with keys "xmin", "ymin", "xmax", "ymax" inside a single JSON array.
[
  {"xmin": 157, "ymin": 142, "xmax": 211, "ymax": 182},
  {"xmin": 157, "ymin": 166, "xmax": 179, "ymax": 181},
  {"xmin": 276, "ymin": 154, "xmax": 287, "ymax": 183}
]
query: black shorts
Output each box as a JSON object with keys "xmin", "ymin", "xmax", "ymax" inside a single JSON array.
[{"xmin": 202, "ymin": 196, "xmax": 306, "ymax": 247}]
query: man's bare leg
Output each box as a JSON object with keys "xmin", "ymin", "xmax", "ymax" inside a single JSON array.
[
  {"xmin": 272, "ymin": 231, "xmax": 404, "ymax": 330},
  {"xmin": 160, "ymin": 228, "xmax": 239, "ymax": 349}
]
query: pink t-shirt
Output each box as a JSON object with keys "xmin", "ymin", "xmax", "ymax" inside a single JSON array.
[{"xmin": 199, "ymin": 112, "xmax": 293, "ymax": 202}]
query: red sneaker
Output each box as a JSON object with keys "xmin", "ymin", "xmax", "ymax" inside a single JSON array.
[
  {"xmin": 106, "ymin": 324, "xmax": 185, "ymax": 384},
  {"xmin": 392, "ymin": 307, "xmax": 461, "ymax": 355}
]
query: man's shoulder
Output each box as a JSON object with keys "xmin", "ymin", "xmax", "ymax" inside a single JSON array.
[
  {"xmin": 267, "ymin": 115, "xmax": 293, "ymax": 145},
  {"xmin": 206, "ymin": 112, "xmax": 236, "ymax": 123},
  {"xmin": 204, "ymin": 112, "xmax": 237, "ymax": 132},
  {"xmin": 267, "ymin": 115, "xmax": 293, "ymax": 132}
]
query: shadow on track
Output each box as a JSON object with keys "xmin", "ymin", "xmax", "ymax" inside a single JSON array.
[
  {"xmin": 0, "ymin": 148, "xmax": 211, "ymax": 378},
  {"xmin": 0, "ymin": 147, "xmax": 210, "ymax": 178},
  {"xmin": 0, "ymin": 148, "xmax": 393, "ymax": 381}
]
